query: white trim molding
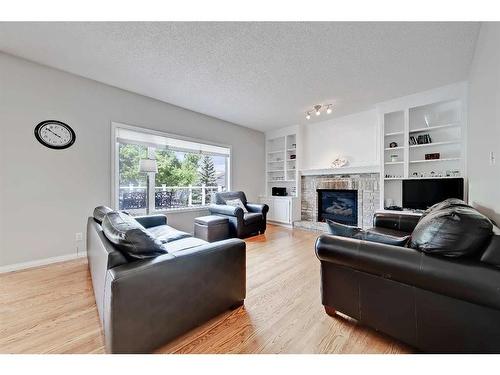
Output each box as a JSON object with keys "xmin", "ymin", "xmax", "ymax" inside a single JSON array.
[
  {"xmin": 300, "ymin": 164, "xmax": 380, "ymax": 176},
  {"xmin": 0, "ymin": 252, "xmax": 87, "ymax": 274}
]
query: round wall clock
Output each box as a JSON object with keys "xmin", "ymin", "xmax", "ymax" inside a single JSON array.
[{"xmin": 34, "ymin": 120, "xmax": 76, "ymax": 150}]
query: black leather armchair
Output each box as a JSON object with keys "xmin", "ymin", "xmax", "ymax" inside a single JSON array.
[
  {"xmin": 315, "ymin": 212, "xmax": 500, "ymax": 353},
  {"xmin": 209, "ymin": 191, "xmax": 269, "ymax": 238}
]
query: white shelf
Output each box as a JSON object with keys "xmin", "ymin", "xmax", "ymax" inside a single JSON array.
[
  {"xmin": 381, "ymin": 94, "xmax": 465, "ymax": 210},
  {"xmin": 409, "ymin": 140, "xmax": 460, "ymax": 148},
  {"xmin": 409, "ymin": 158, "xmax": 461, "ymax": 164},
  {"xmin": 385, "ymin": 176, "xmax": 462, "ymax": 180},
  {"xmin": 409, "ymin": 123, "xmax": 460, "ymax": 133},
  {"xmin": 407, "ymin": 176, "xmax": 462, "ymax": 180},
  {"xmin": 266, "ymin": 132, "xmax": 298, "ymax": 198}
]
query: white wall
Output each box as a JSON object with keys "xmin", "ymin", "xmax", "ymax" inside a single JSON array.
[
  {"xmin": 467, "ymin": 23, "xmax": 500, "ymax": 224},
  {"xmin": 301, "ymin": 109, "xmax": 379, "ymax": 170},
  {"xmin": 0, "ymin": 52, "xmax": 265, "ymax": 268}
]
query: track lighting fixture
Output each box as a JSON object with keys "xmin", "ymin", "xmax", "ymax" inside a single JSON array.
[{"xmin": 305, "ymin": 103, "xmax": 333, "ymax": 120}]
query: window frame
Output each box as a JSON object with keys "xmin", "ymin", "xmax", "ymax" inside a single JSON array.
[{"xmin": 111, "ymin": 121, "xmax": 232, "ymax": 213}]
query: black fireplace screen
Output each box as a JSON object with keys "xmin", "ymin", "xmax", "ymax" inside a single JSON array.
[{"xmin": 317, "ymin": 189, "xmax": 358, "ymax": 226}]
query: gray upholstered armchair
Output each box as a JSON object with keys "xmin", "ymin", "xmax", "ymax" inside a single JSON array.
[{"xmin": 209, "ymin": 191, "xmax": 269, "ymax": 238}]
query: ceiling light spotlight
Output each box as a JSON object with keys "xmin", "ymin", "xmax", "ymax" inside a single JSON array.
[
  {"xmin": 326, "ymin": 105, "xmax": 333, "ymax": 114},
  {"xmin": 314, "ymin": 105, "xmax": 322, "ymax": 116},
  {"xmin": 305, "ymin": 112, "xmax": 311, "ymax": 120}
]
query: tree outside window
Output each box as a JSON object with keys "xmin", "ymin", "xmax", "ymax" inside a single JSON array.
[{"xmin": 118, "ymin": 142, "xmax": 228, "ymax": 212}]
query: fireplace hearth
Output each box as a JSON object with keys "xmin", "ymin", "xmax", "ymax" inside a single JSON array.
[{"xmin": 317, "ymin": 189, "xmax": 358, "ymax": 226}]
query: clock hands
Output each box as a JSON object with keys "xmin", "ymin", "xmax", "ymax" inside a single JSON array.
[{"xmin": 46, "ymin": 128, "xmax": 62, "ymax": 139}]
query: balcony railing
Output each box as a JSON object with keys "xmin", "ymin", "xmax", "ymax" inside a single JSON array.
[{"xmin": 119, "ymin": 184, "xmax": 223, "ymax": 211}]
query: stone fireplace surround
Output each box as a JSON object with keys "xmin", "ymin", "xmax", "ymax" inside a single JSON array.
[{"xmin": 294, "ymin": 173, "xmax": 380, "ymax": 232}]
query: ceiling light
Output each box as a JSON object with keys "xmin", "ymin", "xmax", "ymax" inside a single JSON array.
[{"xmin": 305, "ymin": 103, "xmax": 333, "ymax": 120}]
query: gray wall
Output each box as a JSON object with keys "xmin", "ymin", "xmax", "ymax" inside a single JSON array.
[
  {"xmin": 467, "ymin": 23, "xmax": 500, "ymax": 224},
  {"xmin": 0, "ymin": 52, "xmax": 265, "ymax": 267}
]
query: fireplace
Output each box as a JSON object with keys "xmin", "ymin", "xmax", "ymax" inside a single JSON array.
[{"xmin": 317, "ymin": 189, "xmax": 358, "ymax": 225}]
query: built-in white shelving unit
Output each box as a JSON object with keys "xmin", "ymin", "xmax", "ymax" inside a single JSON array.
[
  {"xmin": 265, "ymin": 133, "xmax": 298, "ymax": 196},
  {"xmin": 379, "ymin": 84, "xmax": 467, "ymax": 208},
  {"xmin": 260, "ymin": 128, "xmax": 301, "ymax": 226}
]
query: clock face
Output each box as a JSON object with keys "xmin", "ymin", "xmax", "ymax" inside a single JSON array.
[{"xmin": 34, "ymin": 120, "xmax": 76, "ymax": 149}]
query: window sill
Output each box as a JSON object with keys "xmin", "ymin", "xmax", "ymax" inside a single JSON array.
[{"xmin": 154, "ymin": 206, "xmax": 211, "ymax": 214}]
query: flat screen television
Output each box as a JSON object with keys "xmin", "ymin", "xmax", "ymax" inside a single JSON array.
[{"xmin": 402, "ymin": 178, "xmax": 464, "ymax": 210}]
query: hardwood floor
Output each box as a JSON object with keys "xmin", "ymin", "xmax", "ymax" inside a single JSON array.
[{"xmin": 0, "ymin": 225, "xmax": 412, "ymax": 354}]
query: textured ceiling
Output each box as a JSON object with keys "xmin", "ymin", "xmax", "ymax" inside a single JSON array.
[{"xmin": 0, "ymin": 22, "xmax": 480, "ymax": 131}]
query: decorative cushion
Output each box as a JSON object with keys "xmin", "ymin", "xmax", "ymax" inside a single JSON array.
[
  {"xmin": 225, "ymin": 198, "xmax": 248, "ymax": 213},
  {"xmin": 410, "ymin": 205, "xmax": 493, "ymax": 257},
  {"xmin": 326, "ymin": 219, "xmax": 410, "ymax": 247},
  {"xmin": 421, "ymin": 198, "xmax": 469, "ymax": 219},
  {"xmin": 480, "ymin": 225, "xmax": 500, "ymax": 267},
  {"xmin": 93, "ymin": 206, "xmax": 114, "ymax": 224},
  {"xmin": 215, "ymin": 191, "xmax": 247, "ymax": 205},
  {"xmin": 326, "ymin": 219, "xmax": 362, "ymax": 237},
  {"xmin": 367, "ymin": 226, "xmax": 412, "ymax": 238},
  {"xmin": 361, "ymin": 231, "xmax": 410, "ymax": 247},
  {"xmin": 102, "ymin": 211, "xmax": 167, "ymax": 261}
]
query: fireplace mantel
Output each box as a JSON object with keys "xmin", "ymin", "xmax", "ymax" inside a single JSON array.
[{"xmin": 300, "ymin": 165, "xmax": 379, "ymax": 176}]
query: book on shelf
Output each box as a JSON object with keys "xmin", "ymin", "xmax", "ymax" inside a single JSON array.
[{"xmin": 410, "ymin": 134, "xmax": 432, "ymax": 145}]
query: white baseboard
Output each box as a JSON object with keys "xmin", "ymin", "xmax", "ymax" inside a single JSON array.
[
  {"xmin": 268, "ymin": 221, "xmax": 293, "ymax": 229},
  {"xmin": 0, "ymin": 252, "xmax": 87, "ymax": 274}
]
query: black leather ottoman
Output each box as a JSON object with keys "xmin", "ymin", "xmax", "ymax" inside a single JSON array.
[{"xmin": 194, "ymin": 215, "xmax": 230, "ymax": 242}]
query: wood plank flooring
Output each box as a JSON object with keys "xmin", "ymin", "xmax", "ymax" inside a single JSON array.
[{"xmin": 0, "ymin": 225, "xmax": 412, "ymax": 354}]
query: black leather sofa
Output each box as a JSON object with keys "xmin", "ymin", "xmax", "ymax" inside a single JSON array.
[
  {"xmin": 209, "ymin": 191, "xmax": 269, "ymax": 238},
  {"xmin": 87, "ymin": 207, "xmax": 246, "ymax": 353},
  {"xmin": 315, "ymin": 209, "xmax": 500, "ymax": 353}
]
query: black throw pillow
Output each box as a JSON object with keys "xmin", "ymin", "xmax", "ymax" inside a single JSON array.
[
  {"xmin": 421, "ymin": 198, "xmax": 469, "ymax": 220},
  {"xmin": 93, "ymin": 205, "xmax": 114, "ymax": 224},
  {"xmin": 361, "ymin": 230, "xmax": 411, "ymax": 247},
  {"xmin": 480, "ymin": 225, "xmax": 500, "ymax": 267},
  {"xmin": 102, "ymin": 211, "xmax": 167, "ymax": 261},
  {"xmin": 326, "ymin": 219, "xmax": 362, "ymax": 237},
  {"xmin": 410, "ymin": 205, "xmax": 493, "ymax": 257},
  {"xmin": 326, "ymin": 219, "xmax": 410, "ymax": 247}
]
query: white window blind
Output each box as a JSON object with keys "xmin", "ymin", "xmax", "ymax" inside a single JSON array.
[{"xmin": 115, "ymin": 127, "xmax": 230, "ymax": 157}]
